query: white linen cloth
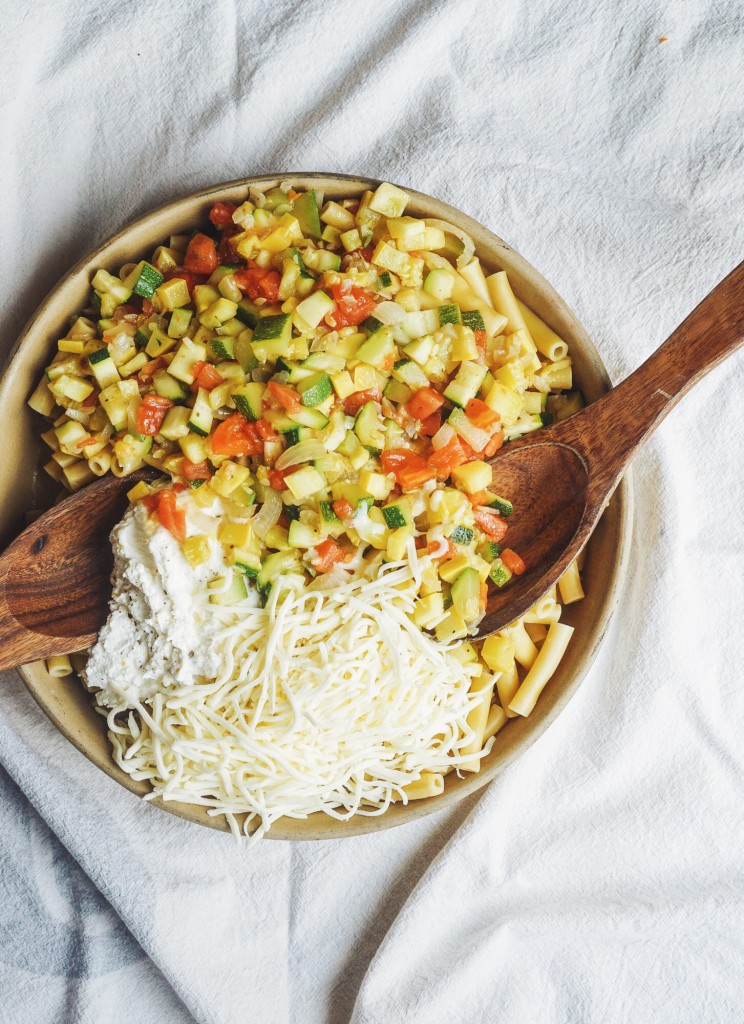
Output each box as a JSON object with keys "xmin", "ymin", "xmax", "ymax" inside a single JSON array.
[{"xmin": 0, "ymin": 1, "xmax": 743, "ymax": 1021}]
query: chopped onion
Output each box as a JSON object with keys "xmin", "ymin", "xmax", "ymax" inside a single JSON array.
[
  {"xmin": 423, "ymin": 219, "xmax": 475, "ymax": 269},
  {"xmin": 252, "ymin": 487, "xmax": 282, "ymax": 538},
  {"xmin": 275, "ymin": 439, "xmax": 327, "ymax": 471},
  {"xmin": 373, "ymin": 301, "xmax": 407, "ymax": 325},
  {"xmin": 308, "ymin": 563, "xmax": 353, "ymax": 591},
  {"xmin": 431, "ymin": 422, "xmax": 456, "ymax": 450}
]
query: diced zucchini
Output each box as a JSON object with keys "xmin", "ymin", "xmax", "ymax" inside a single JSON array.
[
  {"xmin": 383, "ymin": 378, "xmax": 413, "ymax": 404},
  {"xmin": 294, "ymin": 290, "xmax": 335, "ymax": 329},
  {"xmin": 461, "ymin": 309, "xmax": 485, "ymax": 332},
  {"xmin": 253, "ymin": 313, "xmax": 292, "ymax": 346},
  {"xmin": 292, "ymin": 190, "xmax": 322, "ymax": 238},
  {"xmin": 478, "ymin": 541, "xmax": 503, "ymax": 561},
  {"xmin": 187, "ymin": 388, "xmax": 214, "ymax": 436},
  {"xmin": 488, "ymin": 495, "xmax": 513, "ymax": 517},
  {"xmin": 152, "ymin": 370, "xmax": 189, "ymax": 403},
  {"xmin": 88, "ymin": 347, "xmax": 120, "ymax": 388},
  {"xmin": 236, "ymin": 300, "xmax": 260, "ymax": 328},
  {"xmin": 392, "ymin": 359, "xmax": 430, "ymax": 390},
  {"xmin": 297, "ymin": 372, "xmax": 332, "ymax": 407},
  {"xmin": 92, "ymin": 269, "xmax": 132, "ymax": 305},
  {"xmin": 160, "ymin": 406, "xmax": 191, "ymax": 440},
  {"xmin": 232, "ymin": 382, "xmax": 266, "ymax": 422},
  {"xmin": 209, "ymin": 336, "xmax": 235, "ymax": 360},
  {"xmin": 286, "ymin": 405, "xmax": 329, "ymax": 429},
  {"xmin": 437, "ymin": 304, "xmax": 461, "ymax": 326},
  {"xmin": 302, "ymin": 352, "xmax": 346, "ymax": 374},
  {"xmin": 489, "ymin": 558, "xmax": 513, "ymax": 588},
  {"xmin": 169, "ymin": 339, "xmax": 208, "ymax": 384},
  {"xmin": 126, "ymin": 260, "xmax": 164, "ymax": 299},
  {"xmin": 354, "ymin": 326, "xmax": 396, "ymax": 369},
  {"xmin": 401, "ymin": 309, "xmax": 437, "ymax": 339},
  {"xmin": 402, "ymin": 335, "xmax": 434, "ymax": 366},
  {"xmin": 208, "ymin": 571, "xmax": 249, "ymax": 606},
  {"xmin": 256, "ymin": 550, "xmax": 300, "ymax": 591},
  {"xmin": 287, "ymin": 520, "xmax": 321, "ymax": 548},
  {"xmin": 424, "ymin": 269, "xmax": 455, "ymax": 301},
  {"xmin": 354, "ymin": 401, "xmax": 385, "ymax": 451},
  {"xmin": 98, "ymin": 383, "xmax": 128, "ymax": 431},
  {"xmin": 381, "ymin": 500, "xmax": 412, "ymax": 529},
  {"xmin": 447, "ymin": 407, "xmax": 492, "ymax": 453},
  {"xmin": 449, "ymin": 525, "xmax": 474, "ymax": 545},
  {"xmin": 319, "ymin": 500, "xmax": 341, "ymax": 523},
  {"xmin": 167, "ymin": 307, "xmax": 193, "ymax": 339},
  {"xmin": 145, "ymin": 327, "xmax": 178, "ymax": 358},
  {"xmin": 451, "ymin": 567, "xmax": 481, "ymax": 622},
  {"xmin": 443, "ymin": 361, "xmax": 487, "ymax": 408}
]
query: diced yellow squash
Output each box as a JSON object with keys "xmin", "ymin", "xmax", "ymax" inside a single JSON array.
[
  {"xmin": 182, "ymin": 535, "xmax": 211, "ymax": 569},
  {"xmin": 211, "ymin": 461, "xmax": 251, "ymax": 496},
  {"xmin": 484, "ymin": 381, "xmax": 525, "ymax": 424},
  {"xmin": 413, "ymin": 593, "xmax": 445, "ymax": 629},
  {"xmin": 386, "ymin": 526, "xmax": 413, "ymax": 561},
  {"xmin": 386, "ymin": 217, "xmax": 426, "ymax": 250},
  {"xmin": 192, "ymin": 284, "xmax": 221, "ymax": 314},
  {"xmin": 438, "ymin": 554, "xmax": 471, "ymax": 582},
  {"xmin": 481, "ymin": 635, "xmax": 516, "ymax": 675},
  {"xmin": 495, "ymin": 360, "xmax": 528, "ymax": 393},
  {"xmin": 199, "ymin": 298, "xmax": 239, "ymax": 328},
  {"xmin": 320, "ymin": 201, "xmax": 356, "ymax": 232},
  {"xmin": 127, "ymin": 481, "xmax": 152, "ymax": 503},
  {"xmin": 156, "ymin": 277, "xmax": 191, "ymax": 311},
  {"xmin": 435, "ymin": 608, "xmax": 468, "ymax": 643},
  {"xmin": 358, "ymin": 470, "xmax": 393, "ymax": 500},
  {"xmin": 259, "ymin": 213, "xmax": 302, "ymax": 254},
  {"xmin": 330, "ymin": 370, "xmax": 356, "ymax": 400},
  {"xmin": 369, "ymin": 182, "xmax": 410, "ymax": 218},
  {"xmin": 452, "ymin": 460, "xmax": 492, "ymax": 495}
]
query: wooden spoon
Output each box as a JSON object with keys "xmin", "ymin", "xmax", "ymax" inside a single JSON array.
[
  {"xmin": 0, "ymin": 262, "xmax": 741, "ymax": 671},
  {"xmin": 477, "ymin": 259, "xmax": 744, "ymax": 638},
  {"xmin": 0, "ymin": 471, "xmax": 154, "ymax": 671}
]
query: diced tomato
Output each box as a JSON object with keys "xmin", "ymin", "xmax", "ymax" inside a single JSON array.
[
  {"xmin": 406, "ymin": 386, "xmax": 445, "ymax": 421},
  {"xmin": 156, "ymin": 489, "xmax": 187, "ymax": 542},
  {"xmin": 473, "ymin": 508, "xmax": 509, "ymax": 542},
  {"xmin": 139, "ymin": 493, "xmax": 160, "ymax": 514},
  {"xmin": 217, "ymin": 227, "xmax": 240, "ymax": 264},
  {"xmin": 211, "ymin": 413, "xmax": 262, "ymax": 457},
  {"xmin": 256, "ymin": 418, "xmax": 279, "ymax": 441},
  {"xmin": 483, "ymin": 430, "xmax": 504, "ymax": 457},
  {"xmin": 500, "ymin": 548, "xmax": 526, "ymax": 575},
  {"xmin": 332, "ymin": 499, "xmax": 354, "ymax": 521},
  {"xmin": 135, "ymin": 393, "xmax": 172, "ymax": 435},
  {"xmin": 138, "ymin": 356, "xmax": 165, "ymax": 384},
  {"xmin": 428, "ymin": 537, "xmax": 458, "ymax": 561},
  {"xmin": 474, "ymin": 329, "xmax": 488, "ymax": 360},
  {"xmin": 182, "ymin": 459, "xmax": 212, "ymax": 481},
  {"xmin": 163, "ymin": 268, "xmax": 207, "ymax": 295},
  {"xmin": 233, "ymin": 265, "xmax": 281, "ymax": 302},
  {"xmin": 172, "ymin": 482, "xmax": 189, "ymax": 493},
  {"xmin": 468, "ymin": 489, "xmax": 493, "ymax": 507},
  {"xmin": 427, "ymin": 435, "xmax": 476, "ymax": 478},
  {"xmin": 327, "ymin": 284, "xmax": 377, "ymax": 328},
  {"xmin": 81, "ymin": 390, "xmax": 98, "ymax": 408},
  {"xmin": 141, "ymin": 299, "xmax": 154, "ymax": 316},
  {"xmin": 342, "ymin": 388, "xmax": 381, "ymax": 415},
  {"xmin": 465, "ymin": 398, "xmax": 500, "ymax": 430},
  {"xmin": 190, "ymin": 361, "xmax": 224, "ymax": 392},
  {"xmin": 268, "ymin": 468, "xmax": 289, "ymax": 491},
  {"xmin": 480, "ymin": 580, "xmax": 488, "ymax": 609},
  {"xmin": 183, "ymin": 233, "xmax": 218, "ymax": 275},
  {"xmin": 418, "ymin": 411, "xmax": 442, "ymax": 436},
  {"xmin": 381, "ymin": 449, "xmax": 436, "ymax": 491},
  {"xmin": 209, "ymin": 202, "xmax": 237, "ymax": 228},
  {"xmin": 267, "ymin": 380, "xmax": 302, "ymax": 413},
  {"xmin": 314, "ymin": 537, "xmax": 345, "ymax": 573}
]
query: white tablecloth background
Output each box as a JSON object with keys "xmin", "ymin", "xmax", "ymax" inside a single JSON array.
[{"xmin": 1, "ymin": 2, "xmax": 742, "ymax": 1021}]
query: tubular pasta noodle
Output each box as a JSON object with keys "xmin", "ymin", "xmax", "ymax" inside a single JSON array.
[
  {"xmin": 525, "ymin": 623, "xmax": 548, "ymax": 644},
  {"xmin": 459, "ymin": 671, "xmax": 498, "ymax": 773},
  {"xmin": 508, "ymin": 622, "xmax": 575, "ymax": 717},
  {"xmin": 88, "ymin": 446, "xmax": 113, "ymax": 477},
  {"xmin": 496, "ymin": 661, "xmax": 520, "ymax": 719},
  {"xmin": 558, "ymin": 560, "xmax": 585, "ymax": 605},
  {"xmin": 486, "ymin": 270, "xmax": 532, "ymax": 341},
  {"xmin": 459, "ymin": 258, "xmax": 493, "ymax": 306},
  {"xmin": 516, "ymin": 299, "xmax": 570, "ymax": 362},
  {"xmin": 392, "ymin": 772, "xmax": 445, "ymax": 801},
  {"xmin": 46, "ymin": 654, "xmax": 73, "ymax": 678},
  {"xmin": 501, "ymin": 620, "xmax": 538, "ymax": 669},
  {"xmin": 522, "ymin": 588, "xmax": 561, "ymax": 624},
  {"xmin": 485, "ymin": 704, "xmax": 509, "ymax": 741}
]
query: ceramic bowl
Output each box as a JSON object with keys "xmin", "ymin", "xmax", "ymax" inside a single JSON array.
[{"xmin": 0, "ymin": 174, "xmax": 633, "ymax": 839}]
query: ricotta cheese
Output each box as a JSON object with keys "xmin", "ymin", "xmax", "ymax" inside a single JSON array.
[{"xmin": 83, "ymin": 499, "xmax": 231, "ymax": 707}]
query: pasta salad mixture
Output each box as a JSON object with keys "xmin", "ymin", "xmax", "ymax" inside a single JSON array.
[{"xmin": 30, "ymin": 181, "xmax": 586, "ymax": 838}]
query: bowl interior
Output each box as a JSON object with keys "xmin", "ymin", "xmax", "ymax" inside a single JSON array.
[{"xmin": 0, "ymin": 175, "xmax": 632, "ymax": 839}]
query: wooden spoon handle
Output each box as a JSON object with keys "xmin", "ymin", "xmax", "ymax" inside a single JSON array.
[{"xmin": 562, "ymin": 260, "xmax": 744, "ymax": 500}]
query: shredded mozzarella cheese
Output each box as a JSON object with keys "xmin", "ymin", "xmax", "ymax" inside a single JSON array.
[{"xmin": 105, "ymin": 552, "xmax": 491, "ymax": 843}]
